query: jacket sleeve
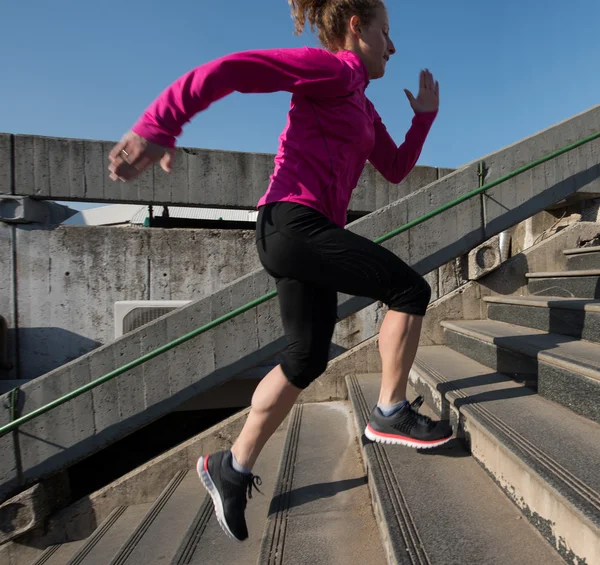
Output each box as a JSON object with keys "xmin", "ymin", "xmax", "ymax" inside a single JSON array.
[
  {"xmin": 367, "ymin": 104, "xmax": 437, "ymax": 184},
  {"xmin": 131, "ymin": 48, "xmax": 357, "ymax": 147}
]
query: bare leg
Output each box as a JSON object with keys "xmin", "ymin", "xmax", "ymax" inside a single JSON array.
[
  {"xmin": 378, "ymin": 310, "xmax": 423, "ymax": 405},
  {"xmin": 231, "ymin": 365, "xmax": 301, "ymax": 470}
]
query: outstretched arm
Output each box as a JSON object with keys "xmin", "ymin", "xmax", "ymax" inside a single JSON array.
[
  {"xmin": 368, "ymin": 70, "xmax": 439, "ymax": 184},
  {"xmin": 109, "ymin": 48, "xmax": 357, "ymax": 181}
]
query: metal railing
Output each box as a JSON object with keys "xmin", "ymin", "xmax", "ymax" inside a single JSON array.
[{"xmin": 1, "ymin": 130, "xmax": 599, "ymax": 438}]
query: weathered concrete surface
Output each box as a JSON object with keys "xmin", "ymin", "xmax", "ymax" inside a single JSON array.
[
  {"xmin": 0, "ymin": 483, "xmax": 48, "ymax": 544},
  {"xmin": 3, "ymin": 131, "xmax": 448, "ymax": 213},
  {"xmin": 0, "ymin": 106, "xmax": 598, "ymax": 503},
  {"xmin": 467, "ymin": 235, "xmax": 502, "ymax": 280},
  {"xmin": 0, "ymin": 134, "xmax": 12, "ymax": 196},
  {"xmin": 12, "ymin": 226, "xmax": 262, "ymax": 379},
  {"xmin": 0, "ymin": 223, "xmax": 16, "ymax": 380}
]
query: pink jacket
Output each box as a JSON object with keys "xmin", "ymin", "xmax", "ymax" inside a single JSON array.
[{"xmin": 132, "ymin": 47, "xmax": 436, "ymax": 227}]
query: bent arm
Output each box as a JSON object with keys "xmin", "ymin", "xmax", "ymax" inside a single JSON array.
[
  {"xmin": 368, "ymin": 108, "xmax": 437, "ymax": 184},
  {"xmin": 132, "ymin": 47, "xmax": 355, "ymax": 147}
]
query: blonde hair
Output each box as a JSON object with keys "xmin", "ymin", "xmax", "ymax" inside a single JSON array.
[{"xmin": 289, "ymin": 0, "xmax": 385, "ymax": 51}]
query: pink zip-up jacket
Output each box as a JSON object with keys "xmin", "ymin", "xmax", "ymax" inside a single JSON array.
[{"xmin": 132, "ymin": 47, "xmax": 436, "ymax": 227}]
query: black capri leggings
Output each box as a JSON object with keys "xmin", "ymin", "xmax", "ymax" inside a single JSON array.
[{"xmin": 256, "ymin": 202, "xmax": 431, "ymax": 389}]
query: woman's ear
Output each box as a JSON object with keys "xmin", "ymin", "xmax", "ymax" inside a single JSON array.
[{"xmin": 348, "ymin": 14, "xmax": 362, "ymax": 38}]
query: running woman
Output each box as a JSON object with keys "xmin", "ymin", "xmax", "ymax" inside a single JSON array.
[{"xmin": 108, "ymin": 0, "xmax": 452, "ymax": 542}]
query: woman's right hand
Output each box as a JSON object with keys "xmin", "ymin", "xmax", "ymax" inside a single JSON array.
[{"xmin": 108, "ymin": 131, "xmax": 176, "ymax": 182}]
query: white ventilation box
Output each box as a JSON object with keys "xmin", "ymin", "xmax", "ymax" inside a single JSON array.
[{"xmin": 114, "ymin": 300, "xmax": 192, "ymax": 339}]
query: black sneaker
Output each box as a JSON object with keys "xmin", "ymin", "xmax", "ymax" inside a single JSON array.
[
  {"xmin": 196, "ymin": 451, "xmax": 262, "ymax": 542},
  {"xmin": 365, "ymin": 396, "xmax": 452, "ymax": 448}
]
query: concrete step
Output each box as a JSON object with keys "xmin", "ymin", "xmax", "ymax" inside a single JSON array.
[
  {"xmin": 527, "ymin": 269, "xmax": 600, "ymax": 298},
  {"xmin": 30, "ymin": 541, "xmax": 85, "ymax": 565},
  {"xmin": 564, "ymin": 246, "xmax": 600, "ymax": 270},
  {"xmin": 65, "ymin": 504, "xmax": 152, "ymax": 565},
  {"xmin": 258, "ymin": 402, "xmax": 386, "ymax": 565},
  {"xmin": 171, "ymin": 417, "xmax": 288, "ymax": 565},
  {"xmin": 406, "ymin": 347, "xmax": 600, "ymax": 565},
  {"xmin": 441, "ymin": 319, "xmax": 600, "ymax": 423},
  {"xmin": 484, "ymin": 295, "xmax": 600, "ymax": 343},
  {"xmin": 108, "ymin": 470, "xmax": 206, "ymax": 565},
  {"xmin": 346, "ymin": 373, "xmax": 567, "ymax": 565}
]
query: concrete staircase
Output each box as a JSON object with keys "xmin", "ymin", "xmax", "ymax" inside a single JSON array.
[
  {"xmin": 27, "ymin": 403, "xmax": 386, "ymax": 565},
  {"xmin": 25, "ymin": 395, "xmax": 573, "ymax": 565},
  {"xmin": 15, "ymin": 242, "xmax": 599, "ymax": 565},
  {"xmin": 402, "ymin": 242, "xmax": 600, "ymax": 564}
]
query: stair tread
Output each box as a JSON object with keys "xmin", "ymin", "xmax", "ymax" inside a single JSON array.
[
  {"xmin": 347, "ymin": 374, "xmax": 566, "ymax": 565},
  {"xmin": 564, "ymin": 246, "xmax": 600, "ymax": 255},
  {"xmin": 441, "ymin": 318, "xmax": 600, "ymax": 382},
  {"xmin": 180, "ymin": 418, "xmax": 289, "ymax": 565},
  {"xmin": 67, "ymin": 504, "xmax": 152, "ymax": 565},
  {"xmin": 526, "ymin": 269, "xmax": 600, "ymax": 278},
  {"xmin": 30, "ymin": 541, "xmax": 86, "ymax": 565},
  {"xmin": 414, "ymin": 346, "xmax": 600, "ymax": 498},
  {"xmin": 108, "ymin": 471, "xmax": 207, "ymax": 565},
  {"xmin": 483, "ymin": 295, "xmax": 600, "ymax": 311},
  {"xmin": 258, "ymin": 401, "xmax": 386, "ymax": 565}
]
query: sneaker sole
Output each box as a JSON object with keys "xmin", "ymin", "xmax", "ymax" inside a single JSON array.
[
  {"xmin": 364, "ymin": 424, "xmax": 452, "ymax": 449},
  {"xmin": 196, "ymin": 456, "xmax": 244, "ymax": 543}
]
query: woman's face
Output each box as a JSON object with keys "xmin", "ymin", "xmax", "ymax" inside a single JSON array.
[{"xmin": 355, "ymin": 7, "xmax": 396, "ymax": 80}]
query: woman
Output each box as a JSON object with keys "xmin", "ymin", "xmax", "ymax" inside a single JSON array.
[{"xmin": 109, "ymin": 0, "xmax": 452, "ymax": 542}]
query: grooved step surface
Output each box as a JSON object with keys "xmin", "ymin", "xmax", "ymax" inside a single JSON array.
[
  {"xmin": 347, "ymin": 374, "xmax": 565, "ymax": 565},
  {"xmin": 441, "ymin": 319, "xmax": 600, "ymax": 422},
  {"xmin": 30, "ymin": 541, "xmax": 85, "ymax": 565},
  {"xmin": 484, "ymin": 296, "xmax": 600, "ymax": 343},
  {"xmin": 67, "ymin": 504, "xmax": 152, "ymax": 565},
  {"xmin": 258, "ymin": 402, "xmax": 385, "ymax": 565},
  {"xmin": 441, "ymin": 319, "xmax": 600, "ymax": 383},
  {"xmin": 409, "ymin": 346, "xmax": 600, "ymax": 565},
  {"xmin": 174, "ymin": 418, "xmax": 288, "ymax": 565},
  {"xmin": 108, "ymin": 471, "xmax": 207, "ymax": 565}
]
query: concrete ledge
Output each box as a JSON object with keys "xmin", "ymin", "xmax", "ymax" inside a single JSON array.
[
  {"xmin": 2, "ymin": 131, "xmax": 448, "ymax": 214},
  {"xmin": 0, "ymin": 197, "xmax": 75, "ymax": 225},
  {"xmin": 0, "ymin": 484, "xmax": 48, "ymax": 544}
]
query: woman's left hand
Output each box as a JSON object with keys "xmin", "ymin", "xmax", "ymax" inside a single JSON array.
[{"xmin": 404, "ymin": 69, "xmax": 439, "ymax": 114}]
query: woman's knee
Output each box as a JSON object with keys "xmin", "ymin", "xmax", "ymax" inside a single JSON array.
[
  {"xmin": 388, "ymin": 274, "xmax": 431, "ymax": 317},
  {"xmin": 281, "ymin": 353, "xmax": 328, "ymax": 390}
]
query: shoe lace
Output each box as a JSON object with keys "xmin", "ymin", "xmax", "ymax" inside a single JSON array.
[
  {"xmin": 407, "ymin": 396, "xmax": 434, "ymax": 429},
  {"xmin": 246, "ymin": 474, "xmax": 263, "ymax": 501}
]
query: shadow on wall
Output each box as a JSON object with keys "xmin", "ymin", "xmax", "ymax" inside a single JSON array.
[
  {"xmin": 479, "ymin": 253, "xmax": 530, "ymax": 296},
  {"xmin": 10, "ymin": 328, "xmax": 102, "ymax": 380}
]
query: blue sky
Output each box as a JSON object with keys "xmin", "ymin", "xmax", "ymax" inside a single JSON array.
[{"xmin": 2, "ymin": 1, "xmax": 599, "ymax": 210}]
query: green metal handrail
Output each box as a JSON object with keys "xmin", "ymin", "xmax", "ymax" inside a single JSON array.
[{"xmin": 1, "ymin": 130, "xmax": 599, "ymax": 438}]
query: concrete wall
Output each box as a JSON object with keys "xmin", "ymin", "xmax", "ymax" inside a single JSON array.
[
  {"xmin": 0, "ymin": 132, "xmax": 451, "ymax": 214},
  {"xmin": 0, "ymin": 226, "xmax": 263, "ymax": 380},
  {"xmin": 0, "ymin": 105, "xmax": 598, "ymax": 503},
  {"xmin": 1, "ymin": 221, "xmax": 470, "ymax": 381}
]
